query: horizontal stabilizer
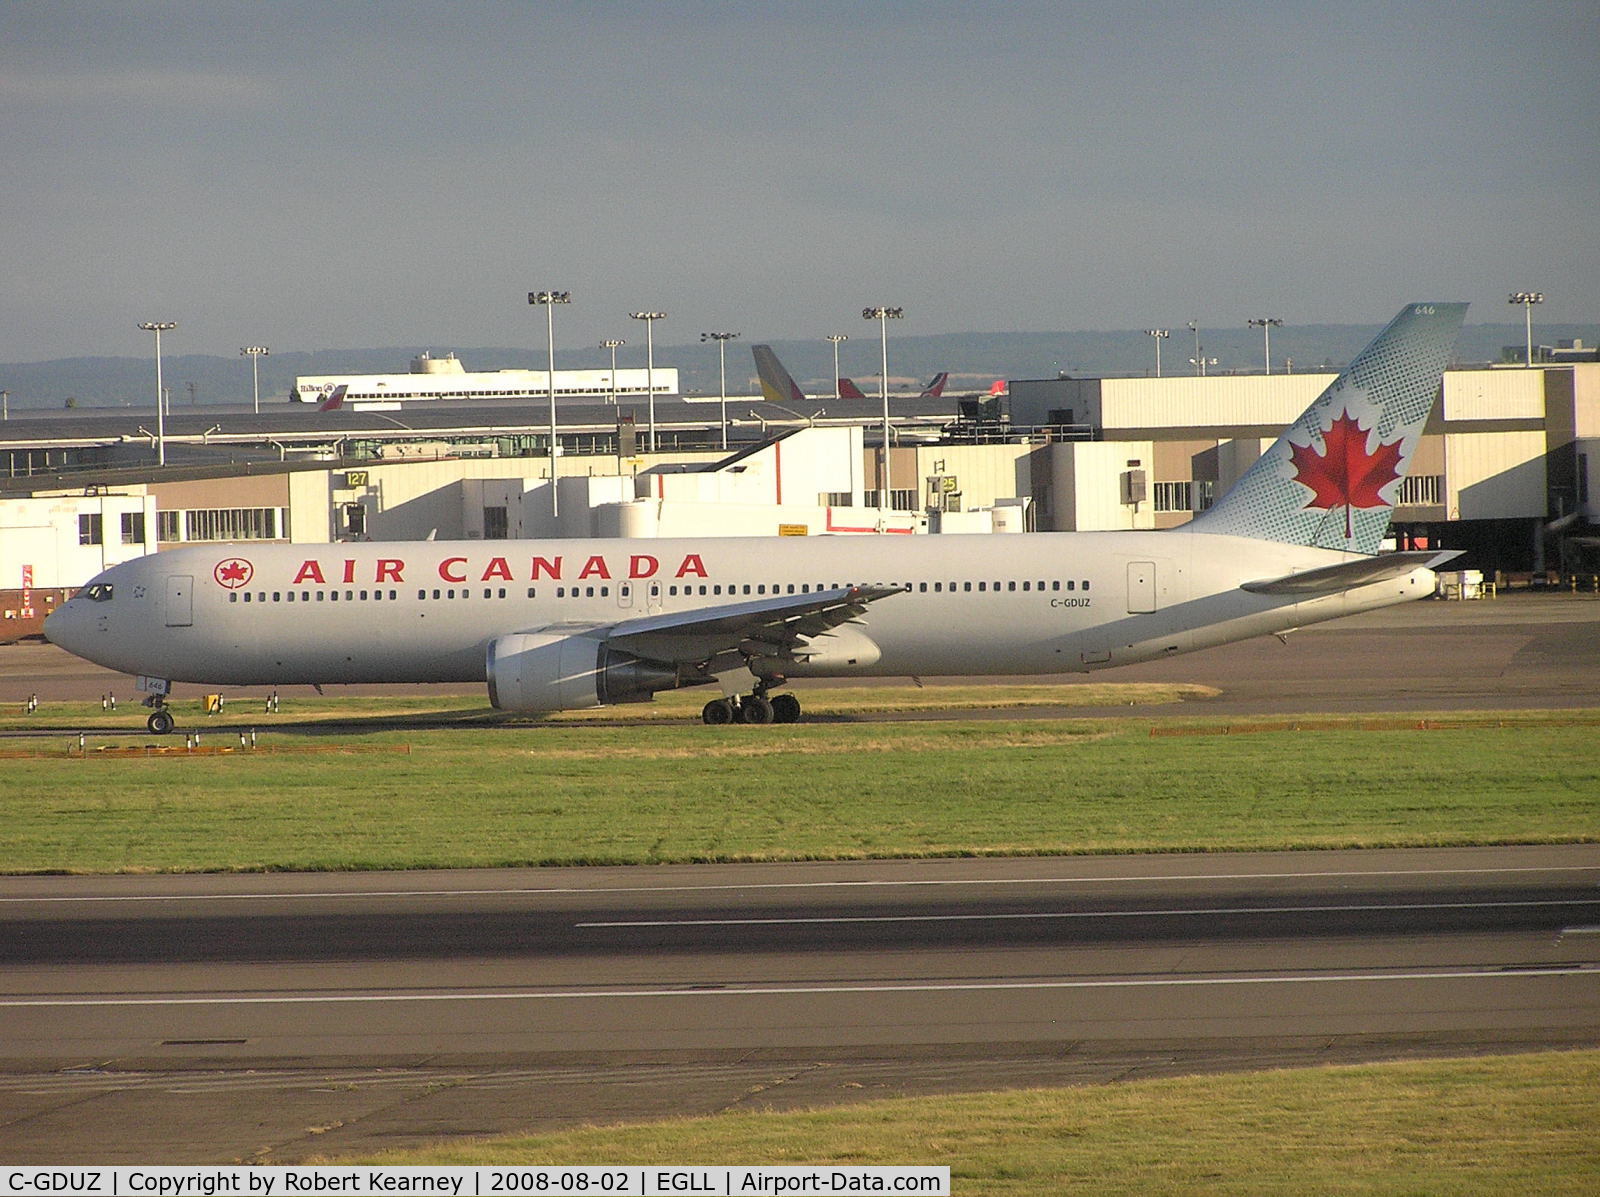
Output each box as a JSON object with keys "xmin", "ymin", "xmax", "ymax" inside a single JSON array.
[{"xmin": 1241, "ymin": 551, "xmax": 1461, "ymax": 596}]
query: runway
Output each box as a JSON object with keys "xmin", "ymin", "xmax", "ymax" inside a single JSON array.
[
  {"xmin": 1, "ymin": 594, "xmax": 1596, "ymax": 1162},
  {"xmin": 2, "ymin": 592, "xmax": 1597, "ymax": 716},
  {"xmin": 2, "ymin": 846, "xmax": 1597, "ymax": 1162}
]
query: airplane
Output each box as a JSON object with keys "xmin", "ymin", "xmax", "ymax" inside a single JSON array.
[
  {"xmin": 46, "ymin": 303, "xmax": 1467, "ymax": 734},
  {"xmin": 837, "ymin": 372, "xmax": 950, "ymax": 400}
]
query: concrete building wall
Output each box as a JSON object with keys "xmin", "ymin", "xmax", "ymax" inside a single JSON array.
[
  {"xmin": 911, "ymin": 442, "xmax": 1034, "ymax": 512},
  {"xmin": 1442, "ymin": 369, "xmax": 1546, "ymax": 421},
  {"xmin": 1045, "ymin": 440, "xmax": 1156, "ymax": 532},
  {"xmin": 1446, "ymin": 430, "xmax": 1548, "ymax": 520},
  {"xmin": 1, "ymin": 493, "xmax": 157, "ymax": 588}
]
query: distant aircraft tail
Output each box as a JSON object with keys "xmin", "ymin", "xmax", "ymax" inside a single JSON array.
[
  {"xmin": 1186, "ymin": 302, "xmax": 1467, "ymax": 555},
  {"xmin": 987, "ymin": 380, "xmax": 1007, "ymax": 397},
  {"xmin": 317, "ymin": 384, "xmax": 348, "ymax": 412},
  {"xmin": 751, "ymin": 345, "xmax": 808, "ymax": 405},
  {"xmin": 920, "ymin": 372, "xmax": 950, "ymax": 398},
  {"xmin": 837, "ymin": 377, "xmax": 868, "ymax": 399}
]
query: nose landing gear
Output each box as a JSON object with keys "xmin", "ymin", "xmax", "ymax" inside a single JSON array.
[{"xmin": 141, "ymin": 692, "xmax": 176, "ymax": 735}]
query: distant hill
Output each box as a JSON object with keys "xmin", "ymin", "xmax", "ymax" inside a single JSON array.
[{"xmin": 1, "ymin": 323, "xmax": 1593, "ymax": 411}]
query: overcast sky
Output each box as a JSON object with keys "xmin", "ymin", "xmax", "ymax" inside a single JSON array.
[{"xmin": 3, "ymin": 0, "xmax": 1596, "ymax": 363}]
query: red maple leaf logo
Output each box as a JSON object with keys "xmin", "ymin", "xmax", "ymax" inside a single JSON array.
[
  {"xmin": 1289, "ymin": 410, "xmax": 1405, "ymax": 539},
  {"xmin": 214, "ymin": 558, "xmax": 253, "ymax": 589}
]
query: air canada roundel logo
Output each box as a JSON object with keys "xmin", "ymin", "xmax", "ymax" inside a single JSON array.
[{"xmin": 214, "ymin": 557, "xmax": 254, "ymax": 589}]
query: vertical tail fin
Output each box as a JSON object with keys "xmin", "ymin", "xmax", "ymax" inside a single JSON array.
[
  {"xmin": 920, "ymin": 372, "xmax": 950, "ymax": 398},
  {"xmin": 837, "ymin": 377, "xmax": 868, "ymax": 399},
  {"xmin": 751, "ymin": 345, "xmax": 808, "ymax": 405},
  {"xmin": 317, "ymin": 384, "xmax": 348, "ymax": 412},
  {"xmin": 1187, "ymin": 302, "xmax": 1467, "ymax": 554}
]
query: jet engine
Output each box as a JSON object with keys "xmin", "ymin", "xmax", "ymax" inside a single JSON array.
[{"xmin": 486, "ymin": 632, "xmax": 684, "ymax": 712}]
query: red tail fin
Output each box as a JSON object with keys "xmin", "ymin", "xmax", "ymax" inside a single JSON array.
[
  {"xmin": 318, "ymin": 385, "xmax": 348, "ymax": 412},
  {"xmin": 920, "ymin": 372, "xmax": 950, "ymax": 398},
  {"xmin": 837, "ymin": 377, "xmax": 868, "ymax": 399},
  {"xmin": 987, "ymin": 380, "xmax": 1006, "ymax": 397}
]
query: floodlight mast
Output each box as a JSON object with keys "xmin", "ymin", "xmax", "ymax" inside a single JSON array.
[
  {"xmin": 1247, "ymin": 318, "xmax": 1283, "ymax": 374},
  {"xmin": 529, "ymin": 290, "xmax": 572, "ymax": 517},
  {"xmin": 1509, "ymin": 292, "xmax": 1543, "ymax": 367},
  {"xmin": 826, "ymin": 334, "xmax": 848, "ymax": 398},
  {"xmin": 240, "ymin": 346, "xmax": 269, "ymax": 415},
  {"xmin": 600, "ymin": 339, "xmax": 625, "ymax": 404},
  {"xmin": 1144, "ymin": 329, "xmax": 1169, "ymax": 377},
  {"xmin": 629, "ymin": 312, "xmax": 666, "ymax": 451},
  {"xmin": 702, "ymin": 331, "xmax": 740, "ymax": 451},
  {"xmin": 138, "ymin": 321, "xmax": 176, "ymax": 467},
  {"xmin": 863, "ymin": 306, "xmax": 903, "ymax": 515}
]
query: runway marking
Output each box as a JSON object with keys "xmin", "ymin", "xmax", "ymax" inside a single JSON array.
[
  {"xmin": 579, "ymin": 898, "xmax": 1600, "ymax": 929},
  {"xmin": 2, "ymin": 865, "xmax": 1595, "ymax": 904},
  {"xmin": 1, "ymin": 966, "xmax": 1592, "ymax": 1008}
]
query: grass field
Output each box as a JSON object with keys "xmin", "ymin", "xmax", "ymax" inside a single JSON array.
[
  {"xmin": 0, "ymin": 688, "xmax": 1595, "ymax": 873},
  {"xmin": 346, "ymin": 1050, "xmax": 1600, "ymax": 1192}
]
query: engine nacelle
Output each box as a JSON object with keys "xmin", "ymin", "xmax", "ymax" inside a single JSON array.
[{"xmin": 486, "ymin": 632, "xmax": 682, "ymax": 713}]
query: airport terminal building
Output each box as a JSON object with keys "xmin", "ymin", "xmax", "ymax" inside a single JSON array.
[{"xmin": 4, "ymin": 358, "xmax": 1598, "ymax": 634}]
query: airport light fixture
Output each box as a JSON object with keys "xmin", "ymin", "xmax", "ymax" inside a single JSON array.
[
  {"xmin": 240, "ymin": 346, "xmax": 269, "ymax": 415},
  {"xmin": 863, "ymin": 307, "xmax": 904, "ymax": 514},
  {"xmin": 138, "ymin": 321, "xmax": 176, "ymax": 467},
  {"xmin": 600, "ymin": 339, "xmax": 625, "ymax": 404},
  {"xmin": 1509, "ymin": 292, "xmax": 1543, "ymax": 368},
  {"xmin": 826, "ymin": 334, "xmax": 848, "ymax": 398},
  {"xmin": 1247, "ymin": 318, "xmax": 1283, "ymax": 375},
  {"xmin": 702, "ymin": 331, "xmax": 740, "ymax": 451},
  {"xmin": 1144, "ymin": 329, "xmax": 1169, "ymax": 378},
  {"xmin": 629, "ymin": 311, "xmax": 666, "ymax": 451},
  {"xmin": 530, "ymin": 290, "xmax": 572, "ymax": 517},
  {"xmin": 1, "ymin": 390, "xmax": 8, "ymax": 422}
]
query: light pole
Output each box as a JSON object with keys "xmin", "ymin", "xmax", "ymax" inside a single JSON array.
[
  {"xmin": 1144, "ymin": 329, "xmax": 1169, "ymax": 378},
  {"xmin": 1509, "ymin": 292, "xmax": 1543, "ymax": 367},
  {"xmin": 1247, "ymin": 318, "xmax": 1282, "ymax": 374},
  {"xmin": 1186, "ymin": 321, "xmax": 1201, "ymax": 376},
  {"xmin": 826, "ymin": 334, "xmax": 848, "ymax": 398},
  {"xmin": 1, "ymin": 390, "xmax": 8, "ymax": 421},
  {"xmin": 240, "ymin": 346, "xmax": 269, "ymax": 414},
  {"xmin": 629, "ymin": 312, "xmax": 666, "ymax": 451},
  {"xmin": 702, "ymin": 331, "xmax": 740, "ymax": 451},
  {"xmin": 138, "ymin": 321, "xmax": 176, "ymax": 467},
  {"xmin": 863, "ymin": 306, "xmax": 904, "ymax": 513},
  {"xmin": 529, "ymin": 290, "xmax": 571, "ymax": 516},
  {"xmin": 600, "ymin": 339, "xmax": 625, "ymax": 404}
]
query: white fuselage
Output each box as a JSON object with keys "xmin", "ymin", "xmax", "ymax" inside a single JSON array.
[{"xmin": 44, "ymin": 531, "xmax": 1437, "ymax": 692}]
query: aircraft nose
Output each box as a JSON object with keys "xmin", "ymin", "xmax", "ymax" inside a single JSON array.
[{"xmin": 42, "ymin": 601, "xmax": 79, "ymax": 650}]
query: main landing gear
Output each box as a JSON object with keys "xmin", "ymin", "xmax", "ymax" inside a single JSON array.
[{"xmin": 701, "ymin": 687, "xmax": 802, "ymax": 726}]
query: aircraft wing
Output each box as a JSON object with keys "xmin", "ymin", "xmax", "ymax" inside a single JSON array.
[
  {"xmin": 1240, "ymin": 551, "xmax": 1462, "ymax": 596},
  {"xmin": 602, "ymin": 585, "xmax": 905, "ymax": 663}
]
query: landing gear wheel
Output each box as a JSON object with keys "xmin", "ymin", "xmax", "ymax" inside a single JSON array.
[
  {"xmin": 770, "ymin": 693, "xmax": 802, "ymax": 723},
  {"xmin": 146, "ymin": 708, "xmax": 176, "ymax": 736},
  {"xmin": 738, "ymin": 694, "xmax": 775, "ymax": 725},
  {"xmin": 702, "ymin": 698, "xmax": 736, "ymax": 726}
]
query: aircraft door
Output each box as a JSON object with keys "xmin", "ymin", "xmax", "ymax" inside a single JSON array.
[
  {"xmin": 165, "ymin": 574, "xmax": 194, "ymax": 627},
  {"xmin": 1127, "ymin": 561, "xmax": 1157, "ymax": 614},
  {"xmin": 645, "ymin": 581, "xmax": 663, "ymax": 614},
  {"xmin": 617, "ymin": 581, "xmax": 635, "ymax": 611}
]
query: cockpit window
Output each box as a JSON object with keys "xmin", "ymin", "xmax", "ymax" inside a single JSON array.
[{"xmin": 83, "ymin": 583, "xmax": 114, "ymax": 602}]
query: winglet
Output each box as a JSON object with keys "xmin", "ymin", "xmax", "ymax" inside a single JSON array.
[{"xmin": 1187, "ymin": 303, "xmax": 1467, "ymax": 554}]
